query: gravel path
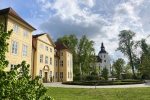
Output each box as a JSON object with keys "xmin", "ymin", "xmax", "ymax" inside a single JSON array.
[{"xmin": 43, "ymin": 82, "xmax": 150, "ymax": 88}]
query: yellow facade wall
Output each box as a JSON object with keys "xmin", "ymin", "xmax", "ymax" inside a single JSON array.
[
  {"xmin": 1, "ymin": 15, "xmax": 33, "ymax": 74},
  {"xmin": 33, "ymin": 34, "xmax": 55, "ymax": 82}
]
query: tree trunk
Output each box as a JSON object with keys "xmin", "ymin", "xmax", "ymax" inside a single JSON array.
[{"xmin": 128, "ymin": 46, "xmax": 136, "ymax": 79}]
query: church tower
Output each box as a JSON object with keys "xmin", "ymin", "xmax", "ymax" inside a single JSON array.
[{"xmin": 98, "ymin": 42, "xmax": 111, "ymax": 75}]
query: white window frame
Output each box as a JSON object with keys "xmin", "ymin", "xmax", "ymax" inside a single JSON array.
[
  {"xmin": 45, "ymin": 56, "xmax": 48, "ymax": 64},
  {"xmin": 49, "ymin": 71, "xmax": 52, "ymax": 77},
  {"xmin": 40, "ymin": 55, "xmax": 43, "ymax": 63},
  {"xmin": 13, "ymin": 24, "xmax": 19, "ymax": 33},
  {"xmin": 12, "ymin": 41, "xmax": 18, "ymax": 55},
  {"xmin": 50, "ymin": 57, "xmax": 52, "ymax": 65},
  {"xmin": 45, "ymin": 46, "xmax": 48, "ymax": 51},
  {"xmin": 23, "ymin": 30, "xmax": 28, "ymax": 37},
  {"xmin": 22, "ymin": 44, "xmax": 28, "ymax": 57},
  {"xmin": 50, "ymin": 48, "xmax": 52, "ymax": 52},
  {"xmin": 60, "ymin": 60, "xmax": 63, "ymax": 67}
]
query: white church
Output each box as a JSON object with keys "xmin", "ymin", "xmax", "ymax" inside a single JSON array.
[{"xmin": 93, "ymin": 42, "xmax": 111, "ymax": 76}]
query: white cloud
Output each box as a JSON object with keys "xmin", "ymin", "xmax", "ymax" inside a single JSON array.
[{"xmin": 36, "ymin": 0, "xmax": 150, "ymax": 61}]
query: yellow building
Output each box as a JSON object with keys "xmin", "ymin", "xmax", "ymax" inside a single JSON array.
[
  {"xmin": 32, "ymin": 34, "xmax": 73, "ymax": 82},
  {"xmin": 55, "ymin": 42, "xmax": 73, "ymax": 82},
  {"xmin": 0, "ymin": 7, "xmax": 36, "ymax": 74},
  {"xmin": 32, "ymin": 33, "xmax": 55, "ymax": 82},
  {"xmin": 0, "ymin": 7, "xmax": 73, "ymax": 82}
]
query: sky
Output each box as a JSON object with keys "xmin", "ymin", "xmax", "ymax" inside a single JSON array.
[{"xmin": 0, "ymin": 0, "xmax": 150, "ymax": 62}]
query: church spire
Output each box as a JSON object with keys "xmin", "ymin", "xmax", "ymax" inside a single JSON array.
[
  {"xmin": 101, "ymin": 42, "xmax": 105, "ymax": 49},
  {"xmin": 99, "ymin": 42, "xmax": 107, "ymax": 54}
]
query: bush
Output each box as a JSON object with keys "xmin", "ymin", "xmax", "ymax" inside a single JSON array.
[
  {"xmin": 63, "ymin": 80, "xmax": 144, "ymax": 86},
  {"xmin": 85, "ymin": 75, "xmax": 99, "ymax": 81}
]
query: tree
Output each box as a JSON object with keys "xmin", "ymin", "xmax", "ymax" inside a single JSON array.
[
  {"xmin": 139, "ymin": 39, "xmax": 150, "ymax": 79},
  {"xmin": 56, "ymin": 34, "xmax": 79, "ymax": 75},
  {"xmin": 78, "ymin": 35, "xmax": 95, "ymax": 76},
  {"xmin": 112, "ymin": 58, "xmax": 125, "ymax": 79},
  {"xmin": 117, "ymin": 30, "xmax": 136, "ymax": 78},
  {"xmin": 101, "ymin": 67, "xmax": 108, "ymax": 80},
  {"xmin": 0, "ymin": 24, "xmax": 52, "ymax": 100},
  {"xmin": 56, "ymin": 35, "xmax": 95, "ymax": 77}
]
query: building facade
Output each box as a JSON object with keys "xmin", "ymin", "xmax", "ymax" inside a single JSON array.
[
  {"xmin": 54, "ymin": 42, "xmax": 73, "ymax": 82},
  {"xmin": 0, "ymin": 7, "xmax": 73, "ymax": 82},
  {"xmin": 32, "ymin": 35, "xmax": 73, "ymax": 82},
  {"xmin": 0, "ymin": 7, "xmax": 36, "ymax": 74},
  {"xmin": 32, "ymin": 33, "xmax": 55, "ymax": 82},
  {"xmin": 92, "ymin": 43, "xmax": 111, "ymax": 76}
]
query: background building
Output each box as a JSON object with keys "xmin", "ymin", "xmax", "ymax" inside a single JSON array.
[
  {"xmin": 93, "ymin": 43, "xmax": 111, "ymax": 76},
  {"xmin": 55, "ymin": 42, "xmax": 73, "ymax": 82},
  {"xmin": 32, "ymin": 34, "xmax": 73, "ymax": 82},
  {"xmin": 32, "ymin": 33, "xmax": 55, "ymax": 82}
]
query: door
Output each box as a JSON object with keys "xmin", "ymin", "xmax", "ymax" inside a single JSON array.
[{"xmin": 44, "ymin": 72, "xmax": 48, "ymax": 83}]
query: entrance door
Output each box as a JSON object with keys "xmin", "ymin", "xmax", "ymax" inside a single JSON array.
[{"xmin": 44, "ymin": 72, "xmax": 48, "ymax": 83}]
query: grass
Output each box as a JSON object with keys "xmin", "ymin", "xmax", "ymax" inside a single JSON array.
[{"xmin": 46, "ymin": 87, "xmax": 150, "ymax": 100}]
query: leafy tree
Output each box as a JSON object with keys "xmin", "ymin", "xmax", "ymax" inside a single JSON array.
[
  {"xmin": 139, "ymin": 39, "xmax": 150, "ymax": 79},
  {"xmin": 117, "ymin": 30, "xmax": 136, "ymax": 78},
  {"xmin": 78, "ymin": 35, "xmax": 95, "ymax": 76},
  {"xmin": 0, "ymin": 24, "xmax": 53, "ymax": 100},
  {"xmin": 113, "ymin": 58, "xmax": 125, "ymax": 79},
  {"xmin": 56, "ymin": 34, "xmax": 79, "ymax": 75},
  {"xmin": 56, "ymin": 35, "xmax": 95, "ymax": 77},
  {"xmin": 101, "ymin": 67, "xmax": 108, "ymax": 80}
]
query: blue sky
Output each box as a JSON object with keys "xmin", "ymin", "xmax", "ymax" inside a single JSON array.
[{"xmin": 0, "ymin": 0, "xmax": 150, "ymax": 61}]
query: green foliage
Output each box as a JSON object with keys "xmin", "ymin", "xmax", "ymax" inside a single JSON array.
[
  {"xmin": 139, "ymin": 39, "xmax": 150, "ymax": 79},
  {"xmin": 117, "ymin": 30, "xmax": 136, "ymax": 78},
  {"xmin": 0, "ymin": 24, "xmax": 12, "ymax": 70},
  {"xmin": 0, "ymin": 23, "xmax": 53, "ymax": 100},
  {"xmin": 113, "ymin": 58, "xmax": 125, "ymax": 79},
  {"xmin": 56, "ymin": 34, "xmax": 95, "ymax": 77},
  {"xmin": 0, "ymin": 61, "xmax": 53, "ymax": 100},
  {"xmin": 101, "ymin": 67, "xmax": 108, "ymax": 80}
]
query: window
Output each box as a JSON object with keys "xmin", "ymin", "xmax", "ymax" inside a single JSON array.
[
  {"xmin": 60, "ymin": 72, "xmax": 63, "ymax": 78},
  {"xmin": 22, "ymin": 44, "xmax": 28, "ymax": 56},
  {"xmin": 49, "ymin": 71, "xmax": 52, "ymax": 77},
  {"xmin": 45, "ymin": 46, "xmax": 48, "ymax": 51},
  {"xmin": 40, "ymin": 55, "xmax": 43, "ymax": 63},
  {"xmin": 104, "ymin": 55, "xmax": 105, "ymax": 58},
  {"xmin": 39, "ymin": 70, "xmax": 42, "ymax": 78},
  {"xmin": 23, "ymin": 30, "xmax": 28, "ymax": 37},
  {"xmin": 45, "ymin": 56, "xmax": 48, "ymax": 64},
  {"xmin": 50, "ymin": 57, "xmax": 52, "ymax": 65},
  {"xmin": 10, "ymin": 64, "xmax": 17, "ymax": 70},
  {"xmin": 13, "ymin": 24, "xmax": 19, "ymax": 33},
  {"xmin": 50, "ymin": 48, "xmax": 52, "ymax": 52},
  {"xmin": 60, "ymin": 60, "xmax": 63, "ymax": 67},
  {"xmin": 104, "ymin": 60, "xmax": 106, "ymax": 62},
  {"xmin": 55, "ymin": 60, "xmax": 57, "ymax": 67},
  {"xmin": 55, "ymin": 72, "xmax": 58, "ymax": 78},
  {"xmin": 12, "ymin": 41, "xmax": 18, "ymax": 54}
]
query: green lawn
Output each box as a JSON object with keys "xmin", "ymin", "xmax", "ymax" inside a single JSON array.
[{"xmin": 46, "ymin": 87, "xmax": 150, "ymax": 100}]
